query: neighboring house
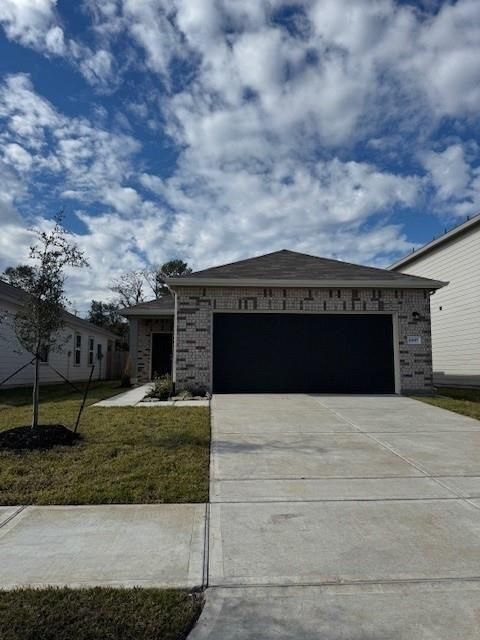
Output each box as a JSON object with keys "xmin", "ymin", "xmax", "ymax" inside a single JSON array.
[
  {"xmin": 123, "ymin": 250, "xmax": 445, "ymax": 395},
  {"xmin": 390, "ymin": 213, "xmax": 480, "ymax": 388},
  {"xmin": 0, "ymin": 280, "xmax": 118, "ymax": 387}
]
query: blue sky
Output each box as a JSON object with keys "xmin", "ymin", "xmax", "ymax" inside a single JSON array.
[{"xmin": 0, "ymin": 0, "xmax": 479, "ymax": 308}]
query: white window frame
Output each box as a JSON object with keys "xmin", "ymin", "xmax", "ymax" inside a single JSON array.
[
  {"xmin": 74, "ymin": 333, "xmax": 82, "ymax": 366},
  {"xmin": 88, "ymin": 337, "xmax": 94, "ymax": 366}
]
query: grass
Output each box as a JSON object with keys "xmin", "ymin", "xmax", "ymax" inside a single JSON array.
[
  {"xmin": 0, "ymin": 382, "xmax": 210, "ymax": 504},
  {"xmin": 0, "ymin": 587, "xmax": 203, "ymax": 640},
  {"xmin": 415, "ymin": 387, "xmax": 480, "ymax": 421}
]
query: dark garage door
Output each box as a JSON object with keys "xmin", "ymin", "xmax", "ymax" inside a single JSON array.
[{"xmin": 212, "ymin": 313, "xmax": 395, "ymax": 394}]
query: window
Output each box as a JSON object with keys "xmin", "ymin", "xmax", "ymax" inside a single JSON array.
[
  {"xmin": 97, "ymin": 343, "xmax": 103, "ymax": 361},
  {"xmin": 88, "ymin": 337, "xmax": 94, "ymax": 366},
  {"xmin": 74, "ymin": 333, "xmax": 82, "ymax": 366},
  {"xmin": 38, "ymin": 343, "xmax": 49, "ymax": 363}
]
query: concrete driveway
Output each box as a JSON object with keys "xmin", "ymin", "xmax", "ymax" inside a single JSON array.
[{"xmin": 193, "ymin": 394, "xmax": 480, "ymax": 639}]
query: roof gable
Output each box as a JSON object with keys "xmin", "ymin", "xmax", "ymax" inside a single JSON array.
[{"xmin": 167, "ymin": 250, "xmax": 446, "ymax": 289}]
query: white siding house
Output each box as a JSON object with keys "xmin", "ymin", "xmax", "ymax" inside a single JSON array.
[
  {"xmin": 390, "ymin": 213, "xmax": 480, "ymax": 387},
  {"xmin": 0, "ymin": 280, "xmax": 118, "ymax": 388}
]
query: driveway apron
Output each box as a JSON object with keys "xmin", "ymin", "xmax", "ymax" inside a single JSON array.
[{"xmin": 191, "ymin": 393, "xmax": 480, "ymax": 639}]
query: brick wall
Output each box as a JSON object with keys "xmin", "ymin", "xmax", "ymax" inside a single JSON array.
[
  {"xmin": 136, "ymin": 317, "xmax": 174, "ymax": 383},
  {"xmin": 173, "ymin": 286, "xmax": 433, "ymax": 394}
]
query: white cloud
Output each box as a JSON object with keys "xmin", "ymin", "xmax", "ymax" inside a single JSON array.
[
  {"xmin": 421, "ymin": 143, "xmax": 480, "ymax": 216},
  {"xmin": 78, "ymin": 48, "xmax": 115, "ymax": 86},
  {"xmin": 0, "ymin": 0, "xmax": 65, "ymax": 54},
  {"xmin": 1, "ymin": 2, "xmax": 480, "ymax": 307},
  {"xmin": 103, "ymin": 186, "xmax": 142, "ymax": 214},
  {"xmin": 123, "ymin": 0, "xmax": 183, "ymax": 78},
  {"xmin": 3, "ymin": 143, "xmax": 33, "ymax": 171},
  {"xmin": 422, "ymin": 145, "xmax": 471, "ymax": 201},
  {"xmin": 415, "ymin": 0, "xmax": 480, "ymax": 116}
]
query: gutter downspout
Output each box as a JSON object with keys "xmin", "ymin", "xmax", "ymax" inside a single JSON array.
[{"xmin": 172, "ymin": 290, "xmax": 177, "ymax": 395}]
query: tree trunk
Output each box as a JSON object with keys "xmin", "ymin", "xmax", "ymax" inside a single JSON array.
[{"xmin": 32, "ymin": 356, "xmax": 40, "ymax": 429}]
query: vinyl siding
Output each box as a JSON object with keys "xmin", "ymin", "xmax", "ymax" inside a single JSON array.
[
  {"xmin": 396, "ymin": 226, "xmax": 480, "ymax": 386},
  {"xmin": 0, "ymin": 299, "xmax": 112, "ymax": 387}
]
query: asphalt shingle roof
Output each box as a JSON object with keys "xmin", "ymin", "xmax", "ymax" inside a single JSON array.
[
  {"xmin": 168, "ymin": 250, "xmax": 445, "ymax": 288},
  {"xmin": 120, "ymin": 295, "xmax": 175, "ymax": 316}
]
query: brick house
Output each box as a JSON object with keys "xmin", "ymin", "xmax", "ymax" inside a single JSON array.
[{"xmin": 122, "ymin": 250, "xmax": 446, "ymax": 394}]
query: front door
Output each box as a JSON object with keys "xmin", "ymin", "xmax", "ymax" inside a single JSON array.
[{"xmin": 151, "ymin": 333, "xmax": 173, "ymax": 379}]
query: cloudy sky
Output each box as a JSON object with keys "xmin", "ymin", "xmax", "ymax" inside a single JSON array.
[{"xmin": 0, "ymin": 0, "xmax": 479, "ymax": 309}]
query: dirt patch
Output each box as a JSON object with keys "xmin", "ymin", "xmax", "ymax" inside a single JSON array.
[{"xmin": 0, "ymin": 425, "xmax": 80, "ymax": 451}]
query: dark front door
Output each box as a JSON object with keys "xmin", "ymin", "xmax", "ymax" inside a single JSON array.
[
  {"xmin": 151, "ymin": 333, "xmax": 173, "ymax": 379},
  {"xmin": 212, "ymin": 313, "xmax": 395, "ymax": 394}
]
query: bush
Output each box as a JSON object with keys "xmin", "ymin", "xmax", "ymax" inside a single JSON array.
[
  {"xmin": 175, "ymin": 389, "xmax": 193, "ymax": 400},
  {"xmin": 146, "ymin": 373, "xmax": 173, "ymax": 400},
  {"xmin": 176, "ymin": 385, "xmax": 208, "ymax": 398}
]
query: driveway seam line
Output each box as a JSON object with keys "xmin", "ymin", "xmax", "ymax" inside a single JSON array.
[
  {"xmin": 203, "ymin": 503, "xmax": 210, "ymax": 588},
  {"xmin": 0, "ymin": 505, "xmax": 26, "ymax": 529},
  {"xmin": 314, "ymin": 398, "xmax": 480, "ymax": 510},
  {"xmin": 210, "ymin": 575, "xmax": 480, "ymax": 589},
  {"xmin": 312, "ymin": 398, "xmax": 465, "ymax": 501},
  {"xmin": 212, "ymin": 474, "xmax": 480, "ymax": 480},
  {"xmin": 210, "ymin": 497, "xmax": 470, "ymax": 504}
]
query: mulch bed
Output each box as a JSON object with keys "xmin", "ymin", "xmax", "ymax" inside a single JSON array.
[{"xmin": 0, "ymin": 425, "xmax": 79, "ymax": 450}]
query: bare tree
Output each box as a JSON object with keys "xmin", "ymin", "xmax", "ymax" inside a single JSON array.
[
  {"xmin": 2, "ymin": 213, "xmax": 88, "ymax": 429},
  {"xmin": 110, "ymin": 271, "xmax": 146, "ymax": 308}
]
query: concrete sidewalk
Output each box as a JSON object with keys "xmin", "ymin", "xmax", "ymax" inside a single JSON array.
[
  {"xmin": 193, "ymin": 393, "xmax": 480, "ymax": 639},
  {"xmin": 94, "ymin": 384, "xmax": 209, "ymax": 407},
  {"xmin": 94, "ymin": 384, "xmax": 151, "ymax": 407},
  {"xmin": 0, "ymin": 505, "xmax": 206, "ymax": 589}
]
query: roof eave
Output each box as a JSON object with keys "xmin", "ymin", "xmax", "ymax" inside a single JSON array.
[
  {"xmin": 390, "ymin": 213, "xmax": 480, "ymax": 270},
  {"xmin": 166, "ymin": 277, "xmax": 447, "ymax": 290},
  {"xmin": 120, "ymin": 309, "xmax": 174, "ymax": 318}
]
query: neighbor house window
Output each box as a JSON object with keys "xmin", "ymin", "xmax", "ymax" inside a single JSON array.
[
  {"xmin": 97, "ymin": 343, "xmax": 103, "ymax": 361},
  {"xmin": 74, "ymin": 333, "xmax": 82, "ymax": 366},
  {"xmin": 38, "ymin": 343, "xmax": 50, "ymax": 363},
  {"xmin": 88, "ymin": 337, "xmax": 94, "ymax": 365}
]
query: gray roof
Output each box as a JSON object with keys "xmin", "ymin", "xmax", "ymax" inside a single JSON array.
[
  {"xmin": 121, "ymin": 295, "xmax": 175, "ymax": 317},
  {"xmin": 166, "ymin": 250, "xmax": 446, "ymax": 289},
  {"xmin": 0, "ymin": 279, "xmax": 118, "ymax": 339},
  {"xmin": 390, "ymin": 211, "xmax": 480, "ymax": 270}
]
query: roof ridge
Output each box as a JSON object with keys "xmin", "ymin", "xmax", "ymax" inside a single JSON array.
[
  {"xmin": 187, "ymin": 249, "xmax": 291, "ymax": 276},
  {"xmin": 187, "ymin": 248, "xmax": 437, "ymax": 281}
]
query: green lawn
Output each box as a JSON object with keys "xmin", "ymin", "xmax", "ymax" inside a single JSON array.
[
  {"xmin": 415, "ymin": 387, "xmax": 480, "ymax": 421},
  {"xmin": 0, "ymin": 382, "xmax": 210, "ymax": 504},
  {"xmin": 0, "ymin": 587, "xmax": 203, "ymax": 640}
]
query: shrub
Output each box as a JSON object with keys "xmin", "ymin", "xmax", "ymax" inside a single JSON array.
[
  {"xmin": 175, "ymin": 389, "xmax": 193, "ymax": 400},
  {"xmin": 146, "ymin": 373, "xmax": 173, "ymax": 400}
]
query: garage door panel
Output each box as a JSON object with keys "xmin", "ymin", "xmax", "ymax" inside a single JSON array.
[{"xmin": 212, "ymin": 313, "xmax": 395, "ymax": 394}]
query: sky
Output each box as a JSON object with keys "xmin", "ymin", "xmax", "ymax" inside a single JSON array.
[{"xmin": 0, "ymin": 0, "xmax": 479, "ymax": 310}]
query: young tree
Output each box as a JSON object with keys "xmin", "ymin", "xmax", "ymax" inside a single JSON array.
[
  {"xmin": 143, "ymin": 259, "xmax": 192, "ymax": 298},
  {"xmin": 110, "ymin": 271, "xmax": 145, "ymax": 308},
  {"xmin": 4, "ymin": 213, "xmax": 88, "ymax": 429}
]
